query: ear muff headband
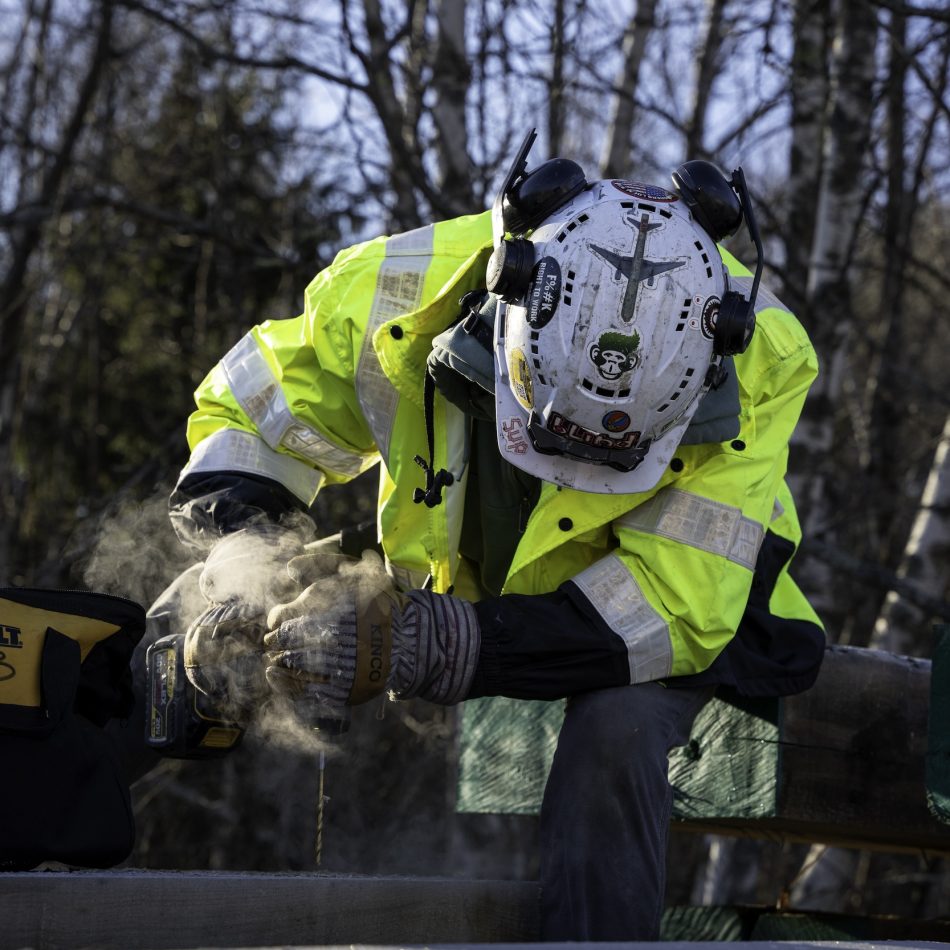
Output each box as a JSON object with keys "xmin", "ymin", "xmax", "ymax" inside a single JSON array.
[
  {"xmin": 672, "ymin": 160, "xmax": 764, "ymax": 357},
  {"xmin": 487, "ymin": 128, "xmax": 588, "ymax": 301}
]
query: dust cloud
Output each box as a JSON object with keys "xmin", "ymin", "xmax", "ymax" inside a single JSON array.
[{"xmin": 80, "ymin": 491, "xmax": 384, "ymax": 755}]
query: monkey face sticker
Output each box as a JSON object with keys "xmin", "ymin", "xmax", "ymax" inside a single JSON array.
[{"xmin": 589, "ymin": 330, "xmax": 641, "ymax": 380}]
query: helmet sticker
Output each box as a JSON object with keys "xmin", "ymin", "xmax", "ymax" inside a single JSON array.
[
  {"xmin": 589, "ymin": 212, "xmax": 685, "ymax": 324},
  {"xmin": 589, "ymin": 330, "xmax": 641, "ymax": 380},
  {"xmin": 602, "ymin": 410, "xmax": 631, "ymax": 432},
  {"xmin": 501, "ymin": 417, "xmax": 529, "ymax": 455},
  {"xmin": 701, "ymin": 296, "xmax": 720, "ymax": 339},
  {"xmin": 610, "ymin": 180, "xmax": 679, "ymax": 202},
  {"xmin": 509, "ymin": 348, "xmax": 534, "ymax": 409},
  {"xmin": 549, "ymin": 411, "xmax": 640, "ymax": 450},
  {"xmin": 526, "ymin": 257, "xmax": 561, "ymax": 329}
]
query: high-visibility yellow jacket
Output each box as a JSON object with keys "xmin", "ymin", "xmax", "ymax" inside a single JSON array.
[{"xmin": 174, "ymin": 210, "xmax": 823, "ymax": 693}]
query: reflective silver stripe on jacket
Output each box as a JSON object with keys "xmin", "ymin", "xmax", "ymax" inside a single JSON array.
[
  {"xmin": 615, "ymin": 487, "xmax": 764, "ymax": 571},
  {"xmin": 180, "ymin": 428, "xmax": 324, "ymax": 504},
  {"xmin": 386, "ymin": 559, "xmax": 429, "ymax": 592},
  {"xmin": 730, "ymin": 275, "xmax": 786, "ymax": 314},
  {"xmin": 222, "ymin": 333, "xmax": 369, "ymax": 478},
  {"xmin": 571, "ymin": 555, "xmax": 672, "ymax": 683},
  {"xmin": 356, "ymin": 225, "xmax": 435, "ymax": 463}
]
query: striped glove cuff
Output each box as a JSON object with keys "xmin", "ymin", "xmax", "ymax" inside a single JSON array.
[{"xmin": 390, "ymin": 590, "xmax": 480, "ymax": 705}]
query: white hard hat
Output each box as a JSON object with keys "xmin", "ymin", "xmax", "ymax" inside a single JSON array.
[{"xmin": 487, "ymin": 132, "xmax": 754, "ymax": 494}]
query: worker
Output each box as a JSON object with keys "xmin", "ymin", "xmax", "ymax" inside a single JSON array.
[{"xmin": 169, "ymin": 131, "xmax": 825, "ymax": 940}]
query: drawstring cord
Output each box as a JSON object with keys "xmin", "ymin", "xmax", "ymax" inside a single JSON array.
[
  {"xmin": 413, "ymin": 371, "xmax": 455, "ymax": 508},
  {"xmin": 414, "ymin": 290, "xmax": 486, "ymax": 508}
]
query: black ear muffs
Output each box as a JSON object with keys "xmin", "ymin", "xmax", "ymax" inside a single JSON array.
[
  {"xmin": 486, "ymin": 238, "xmax": 535, "ymax": 300},
  {"xmin": 502, "ymin": 157, "xmax": 587, "ymax": 235},
  {"xmin": 714, "ymin": 292, "xmax": 756, "ymax": 357},
  {"xmin": 671, "ymin": 160, "xmax": 743, "ymax": 241},
  {"xmin": 672, "ymin": 161, "xmax": 763, "ymax": 357},
  {"xmin": 487, "ymin": 129, "xmax": 588, "ymax": 302}
]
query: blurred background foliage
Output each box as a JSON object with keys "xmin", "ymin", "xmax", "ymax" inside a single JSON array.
[{"xmin": 2, "ymin": 0, "xmax": 950, "ymax": 921}]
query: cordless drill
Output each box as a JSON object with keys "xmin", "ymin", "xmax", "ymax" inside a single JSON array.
[
  {"xmin": 145, "ymin": 632, "xmax": 351, "ymax": 757},
  {"xmin": 145, "ymin": 525, "xmax": 377, "ymax": 757}
]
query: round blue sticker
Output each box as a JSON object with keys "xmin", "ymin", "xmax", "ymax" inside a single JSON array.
[{"xmin": 602, "ymin": 410, "xmax": 631, "ymax": 432}]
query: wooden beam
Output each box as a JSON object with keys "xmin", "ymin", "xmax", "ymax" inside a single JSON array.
[
  {"xmin": 1, "ymin": 871, "xmax": 540, "ymax": 949},
  {"xmin": 5, "ymin": 872, "xmax": 950, "ymax": 949},
  {"xmin": 662, "ymin": 904, "xmax": 950, "ymax": 943},
  {"xmin": 669, "ymin": 645, "xmax": 950, "ymax": 852},
  {"xmin": 460, "ymin": 645, "xmax": 950, "ymax": 853}
]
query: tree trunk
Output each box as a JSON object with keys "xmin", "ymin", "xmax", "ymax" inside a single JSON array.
[
  {"xmin": 599, "ymin": 0, "xmax": 658, "ymax": 178},
  {"xmin": 431, "ymin": 0, "xmax": 475, "ymax": 214},
  {"xmin": 359, "ymin": 0, "xmax": 423, "ymax": 230},
  {"xmin": 784, "ymin": 0, "xmax": 830, "ymax": 325},
  {"xmin": 791, "ymin": 416, "xmax": 950, "ymax": 911},
  {"xmin": 0, "ymin": 0, "xmax": 114, "ymax": 579},
  {"xmin": 548, "ymin": 0, "xmax": 567, "ymax": 155},
  {"xmin": 866, "ymin": 16, "xmax": 950, "ymax": 573},
  {"xmin": 791, "ymin": 0, "xmax": 878, "ymax": 635},
  {"xmin": 684, "ymin": 0, "xmax": 728, "ymax": 159},
  {"xmin": 872, "ymin": 414, "xmax": 950, "ymax": 655},
  {"xmin": 864, "ymin": 10, "xmax": 907, "ymax": 564}
]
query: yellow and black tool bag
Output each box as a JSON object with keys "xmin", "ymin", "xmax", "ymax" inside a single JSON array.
[{"xmin": 0, "ymin": 587, "xmax": 146, "ymax": 870}]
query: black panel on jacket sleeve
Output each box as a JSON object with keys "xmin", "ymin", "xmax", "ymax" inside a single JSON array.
[
  {"xmin": 467, "ymin": 588, "xmax": 631, "ymax": 700},
  {"xmin": 169, "ymin": 471, "xmax": 313, "ymax": 552},
  {"xmin": 663, "ymin": 529, "xmax": 826, "ymax": 697}
]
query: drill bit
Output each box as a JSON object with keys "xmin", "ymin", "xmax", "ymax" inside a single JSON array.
[{"xmin": 315, "ymin": 747, "xmax": 326, "ymax": 867}]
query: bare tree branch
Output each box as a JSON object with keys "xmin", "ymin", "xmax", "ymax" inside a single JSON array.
[{"xmin": 116, "ymin": 0, "xmax": 367, "ymax": 91}]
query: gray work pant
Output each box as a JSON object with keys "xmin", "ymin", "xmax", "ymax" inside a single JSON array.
[{"xmin": 539, "ymin": 681, "xmax": 714, "ymax": 941}]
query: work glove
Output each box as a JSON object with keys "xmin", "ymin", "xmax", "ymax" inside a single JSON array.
[
  {"xmin": 284, "ymin": 532, "xmax": 355, "ymax": 588},
  {"xmin": 263, "ymin": 551, "xmax": 481, "ymax": 712},
  {"xmin": 183, "ymin": 525, "xmax": 307, "ymax": 708}
]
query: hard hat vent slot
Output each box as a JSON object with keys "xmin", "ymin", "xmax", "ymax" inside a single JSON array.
[
  {"xmin": 691, "ymin": 240, "xmax": 715, "ymax": 278},
  {"xmin": 581, "ymin": 376, "xmax": 621, "ymax": 398},
  {"xmin": 657, "ymin": 369, "xmax": 696, "ymax": 414},
  {"xmin": 628, "ymin": 201, "xmax": 671, "ymax": 219},
  {"xmin": 677, "ymin": 298, "xmax": 692, "ymax": 330},
  {"xmin": 555, "ymin": 214, "xmax": 590, "ymax": 243}
]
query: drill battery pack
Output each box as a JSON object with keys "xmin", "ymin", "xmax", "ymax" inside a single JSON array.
[{"xmin": 146, "ymin": 633, "xmax": 245, "ymax": 758}]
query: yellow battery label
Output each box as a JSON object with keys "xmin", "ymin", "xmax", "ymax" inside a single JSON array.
[{"xmin": 199, "ymin": 726, "xmax": 242, "ymax": 749}]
